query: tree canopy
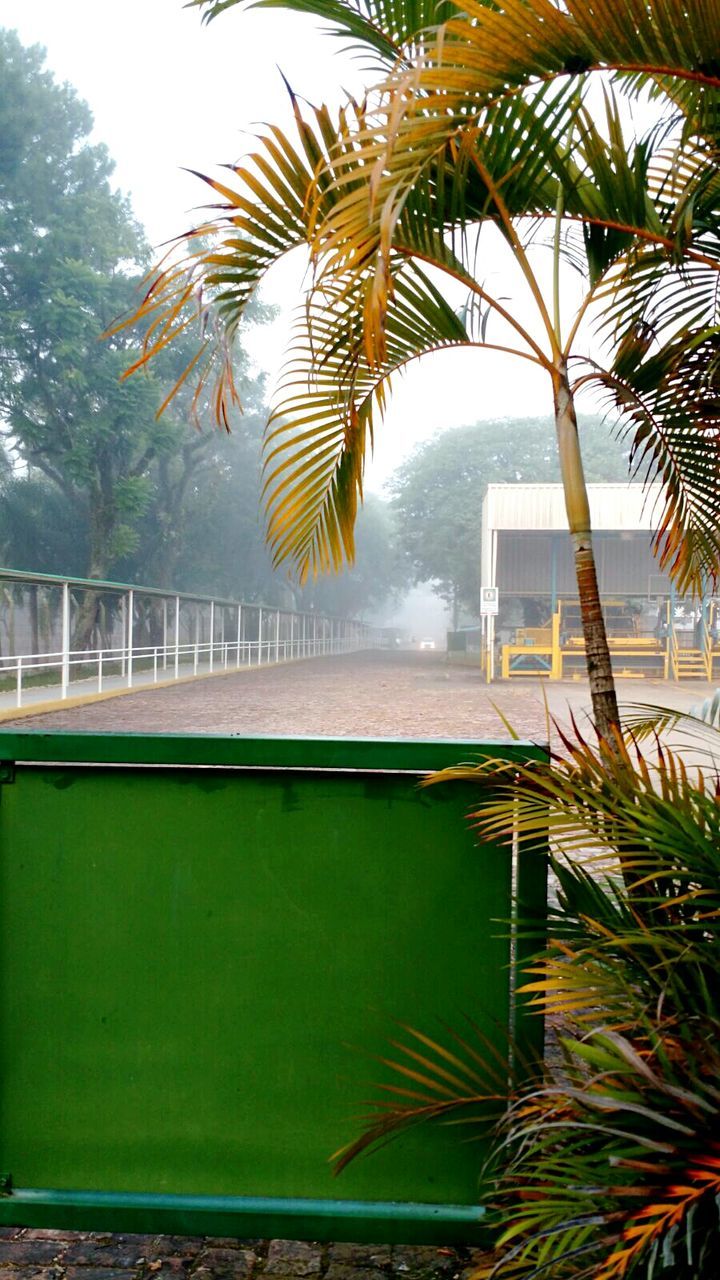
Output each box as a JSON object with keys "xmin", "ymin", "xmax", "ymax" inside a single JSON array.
[
  {"xmin": 0, "ymin": 28, "xmax": 406, "ymax": 623},
  {"xmin": 390, "ymin": 417, "xmax": 632, "ymax": 623},
  {"xmin": 0, "ymin": 28, "xmax": 184, "ymax": 585}
]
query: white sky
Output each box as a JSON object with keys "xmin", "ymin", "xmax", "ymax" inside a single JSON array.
[{"xmin": 3, "ymin": 0, "xmax": 604, "ymax": 489}]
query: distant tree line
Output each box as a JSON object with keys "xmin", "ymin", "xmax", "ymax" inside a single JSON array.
[{"xmin": 389, "ymin": 416, "xmax": 633, "ymax": 626}]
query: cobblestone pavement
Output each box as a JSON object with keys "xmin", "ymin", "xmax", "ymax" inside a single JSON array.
[
  {"xmin": 1, "ymin": 650, "xmax": 552, "ymax": 742},
  {"xmin": 0, "ymin": 1230, "xmax": 492, "ymax": 1280}
]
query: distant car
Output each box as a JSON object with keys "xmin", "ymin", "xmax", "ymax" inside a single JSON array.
[{"xmin": 419, "ymin": 638, "xmax": 436, "ymax": 650}]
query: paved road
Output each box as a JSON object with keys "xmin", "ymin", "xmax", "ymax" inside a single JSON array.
[
  {"xmin": 0, "ymin": 650, "xmax": 554, "ymax": 741},
  {"xmin": 3, "ymin": 648, "xmax": 715, "ymax": 753}
]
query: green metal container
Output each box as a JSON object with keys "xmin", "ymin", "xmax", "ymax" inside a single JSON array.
[{"xmin": 0, "ymin": 732, "xmax": 546, "ymax": 1243}]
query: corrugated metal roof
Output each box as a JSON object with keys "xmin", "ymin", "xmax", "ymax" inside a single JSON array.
[
  {"xmin": 496, "ymin": 531, "xmax": 671, "ymax": 595},
  {"xmin": 484, "ymin": 484, "xmax": 663, "ymax": 532}
]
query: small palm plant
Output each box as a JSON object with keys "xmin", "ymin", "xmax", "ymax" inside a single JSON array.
[{"xmin": 332, "ymin": 724, "xmax": 720, "ymax": 1277}]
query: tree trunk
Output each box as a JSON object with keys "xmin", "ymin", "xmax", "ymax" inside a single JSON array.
[
  {"xmin": 72, "ymin": 587, "xmax": 103, "ymax": 652},
  {"xmin": 553, "ymin": 361, "xmax": 621, "ymax": 746},
  {"xmin": 72, "ymin": 492, "xmax": 112, "ymax": 650}
]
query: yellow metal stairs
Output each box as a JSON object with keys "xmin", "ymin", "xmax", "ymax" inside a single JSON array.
[{"xmin": 671, "ymin": 646, "xmax": 710, "ymax": 680}]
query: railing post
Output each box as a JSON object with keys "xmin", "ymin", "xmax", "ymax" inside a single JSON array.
[
  {"xmin": 120, "ymin": 594, "xmax": 127, "ymax": 677},
  {"xmin": 61, "ymin": 580, "xmax": 70, "ymax": 699},
  {"xmin": 0, "ymin": 571, "xmax": 369, "ymax": 707},
  {"xmin": 127, "ymin": 589, "xmax": 134, "ymax": 688}
]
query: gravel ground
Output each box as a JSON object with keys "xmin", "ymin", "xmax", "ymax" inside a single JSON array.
[{"xmin": 0, "ymin": 650, "xmax": 552, "ymax": 742}]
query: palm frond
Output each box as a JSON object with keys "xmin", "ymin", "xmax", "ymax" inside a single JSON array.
[
  {"xmin": 430, "ymin": 723, "xmax": 720, "ymax": 922},
  {"xmin": 192, "ymin": 0, "xmax": 720, "ymax": 94},
  {"xmin": 331, "ymin": 1016, "xmax": 523, "ymax": 1175},
  {"xmin": 581, "ymin": 331, "xmax": 720, "ymax": 595},
  {"xmin": 262, "ymin": 258, "xmax": 473, "ymax": 578},
  {"xmin": 114, "ymin": 91, "xmax": 368, "ymax": 426},
  {"xmin": 621, "ymin": 698, "xmax": 720, "ymax": 745},
  {"xmin": 187, "ymin": 0, "xmax": 457, "ymax": 63}
]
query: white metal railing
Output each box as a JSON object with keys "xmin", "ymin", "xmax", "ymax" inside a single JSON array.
[
  {"xmin": 6, "ymin": 630, "xmax": 372, "ymax": 709},
  {"xmin": 0, "ymin": 567, "xmax": 379, "ymax": 710}
]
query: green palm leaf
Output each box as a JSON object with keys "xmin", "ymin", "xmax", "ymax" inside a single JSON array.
[
  {"xmin": 187, "ymin": 0, "xmax": 457, "ymax": 62},
  {"xmin": 582, "ymin": 331, "xmax": 720, "ymax": 594},
  {"xmin": 263, "ymin": 258, "xmax": 472, "ymax": 578},
  {"xmin": 116, "ymin": 90, "xmax": 370, "ymax": 424}
]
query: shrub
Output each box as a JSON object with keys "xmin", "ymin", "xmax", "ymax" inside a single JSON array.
[{"xmin": 337, "ymin": 723, "xmax": 720, "ymax": 1278}]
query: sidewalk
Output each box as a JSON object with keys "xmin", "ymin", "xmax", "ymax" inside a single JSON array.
[
  {"xmin": 0, "ymin": 657, "xmax": 250, "ymax": 719},
  {"xmin": 0, "ymin": 1229, "xmax": 488, "ymax": 1280}
]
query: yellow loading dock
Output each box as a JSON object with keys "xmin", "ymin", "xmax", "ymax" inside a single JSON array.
[{"xmin": 481, "ymin": 484, "xmax": 718, "ymax": 682}]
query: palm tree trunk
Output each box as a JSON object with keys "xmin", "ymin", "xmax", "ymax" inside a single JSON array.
[{"xmin": 553, "ymin": 361, "xmax": 620, "ymax": 745}]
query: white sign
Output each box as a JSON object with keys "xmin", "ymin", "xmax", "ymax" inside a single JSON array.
[{"xmin": 480, "ymin": 587, "xmax": 499, "ymax": 616}]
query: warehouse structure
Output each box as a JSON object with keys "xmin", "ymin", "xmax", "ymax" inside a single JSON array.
[{"xmin": 481, "ymin": 484, "xmax": 717, "ymax": 681}]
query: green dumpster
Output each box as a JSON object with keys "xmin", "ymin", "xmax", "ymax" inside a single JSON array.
[{"xmin": 0, "ymin": 732, "xmax": 546, "ymax": 1243}]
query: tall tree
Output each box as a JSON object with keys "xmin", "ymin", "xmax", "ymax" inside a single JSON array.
[
  {"xmin": 0, "ymin": 30, "xmax": 275, "ymax": 634},
  {"xmin": 124, "ymin": 0, "xmax": 720, "ymax": 742},
  {"xmin": 0, "ymin": 31, "xmax": 163, "ymax": 591},
  {"xmin": 390, "ymin": 417, "xmax": 631, "ymax": 624}
]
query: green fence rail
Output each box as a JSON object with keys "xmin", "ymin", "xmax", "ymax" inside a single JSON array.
[{"xmin": 0, "ymin": 731, "xmax": 547, "ymax": 1244}]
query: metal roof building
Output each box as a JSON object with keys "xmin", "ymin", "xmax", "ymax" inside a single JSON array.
[
  {"xmin": 481, "ymin": 483, "xmax": 671, "ymax": 602},
  {"xmin": 476, "ymin": 484, "xmax": 714, "ymax": 681}
]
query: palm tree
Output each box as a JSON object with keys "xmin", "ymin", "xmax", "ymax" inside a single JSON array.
[{"xmin": 123, "ymin": 0, "xmax": 720, "ymax": 742}]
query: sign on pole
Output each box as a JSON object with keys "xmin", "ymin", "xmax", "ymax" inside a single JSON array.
[{"xmin": 480, "ymin": 587, "xmax": 499, "ymax": 616}]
